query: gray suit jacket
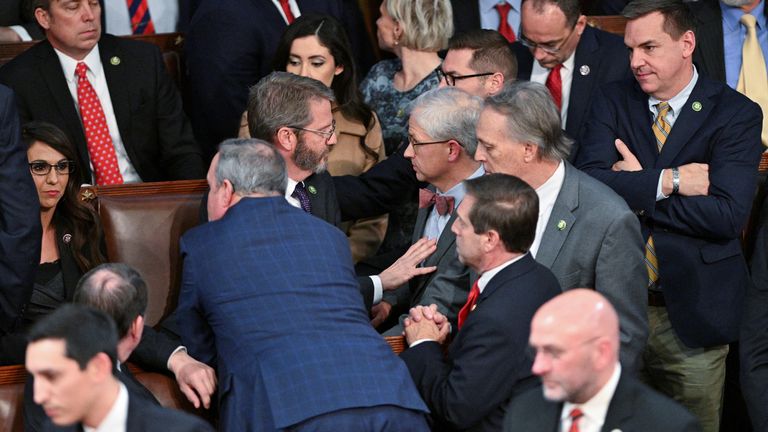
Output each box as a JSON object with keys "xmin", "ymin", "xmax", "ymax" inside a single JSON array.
[
  {"xmin": 384, "ymin": 189, "xmax": 470, "ymax": 335},
  {"xmin": 536, "ymin": 163, "xmax": 648, "ymax": 371}
]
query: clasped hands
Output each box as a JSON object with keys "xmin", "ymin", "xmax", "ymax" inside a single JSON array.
[
  {"xmin": 611, "ymin": 139, "xmax": 709, "ymax": 196},
  {"xmin": 403, "ymin": 304, "xmax": 450, "ymax": 346}
]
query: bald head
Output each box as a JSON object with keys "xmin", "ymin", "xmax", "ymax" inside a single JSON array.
[{"xmin": 529, "ymin": 289, "xmax": 620, "ymax": 404}]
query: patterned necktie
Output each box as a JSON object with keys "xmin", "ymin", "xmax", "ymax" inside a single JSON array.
[
  {"xmin": 279, "ymin": 0, "xmax": 295, "ymax": 24},
  {"xmin": 495, "ymin": 3, "xmax": 516, "ymax": 42},
  {"xmin": 457, "ymin": 280, "xmax": 480, "ymax": 330},
  {"xmin": 545, "ymin": 63, "xmax": 563, "ymax": 110},
  {"xmin": 645, "ymin": 102, "xmax": 671, "ymax": 286},
  {"xmin": 737, "ymin": 14, "xmax": 768, "ymax": 147},
  {"xmin": 419, "ymin": 188, "xmax": 455, "ymax": 216},
  {"xmin": 568, "ymin": 408, "xmax": 584, "ymax": 432},
  {"xmin": 75, "ymin": 62, "xmax": 123, "ymax": 186},
  {"xmin": 291, "ymin": 182, "xmax": 312, "ymax": 213},
  {"xmin": 126, "ymin": 0, "xmax": 155, "ymax": 35}
]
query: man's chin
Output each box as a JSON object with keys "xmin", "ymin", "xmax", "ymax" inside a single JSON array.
[{"xmin": 541, "ymin": 384, "xmax": 566, "ymax": 402}]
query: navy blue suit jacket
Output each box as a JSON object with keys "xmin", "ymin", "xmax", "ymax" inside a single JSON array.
[
  {"xmin": 0, "ymin": 85, "xmax": 40, "ymax": 335},
  {"xmin": 400, "ymin": 254, "xmax": 560, "ymax": 431},
  {"xmin": 513, "ymin": 26, "xmax": 631, "ymax": 160},
  {"xmin": 576, "ymin": 76, "xmax": 763, "ymax": 348},
  {"xmin": 178, "ymin": 197, "xmax": 427, "ymax": 430}
]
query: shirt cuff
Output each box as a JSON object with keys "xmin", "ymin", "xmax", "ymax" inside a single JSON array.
[
  {"xmin": 9, "ymin": 25, "xmax": 32, "ymax": 41},
  {"xmin": 409, "ymin": 339, "xmax": 437, "ymax": 348},
  {"xmin": 166, "ymin": 346, "xmax": 187, "ymax": 370},
  {"xmin": 656, "ymin": 170, "xmax": 668, "ymax": 201},
  {"xmin": 370, "ymin": 275, "xmax": 383, "ymax": 305}
]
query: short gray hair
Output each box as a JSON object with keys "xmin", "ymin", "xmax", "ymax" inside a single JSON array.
[
  {"xmin": 484, "ymin": 81, "xmax": 572, "ymax": 162},
  {"xmin": 387, "ymin": 0, "xmax": 454, "ymax": 51},
  {"xmin": 215, "ymin": 138, "xmax": 287, "ymax": 195},
  {"xmin": 247, "ymin": 72, "xmax": 335, "ymax": 142},
  {"xmin": 411, "ymin": 87, "xmax": 483, "ymax": 156}
]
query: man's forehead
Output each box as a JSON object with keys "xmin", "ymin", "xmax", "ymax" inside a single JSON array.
[
  {"xmin": 444, "ymin": 49, "xmax": 476, "ymax": 72},
  {"xmin": 27, "ymin": 339, "xmax": 71, "ymax": 369}
]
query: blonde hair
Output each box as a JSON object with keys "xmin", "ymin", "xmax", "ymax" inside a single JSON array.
[{"xmin": 387, "ymin": 0, "xmax": 454, "ymax": 51}]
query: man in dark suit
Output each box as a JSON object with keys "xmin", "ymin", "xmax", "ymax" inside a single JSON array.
[
  {"xmin": 0, "ymin": 0, "xmax": 204, "ymax": 186},
  {"xmin": 26, "ymin": 304, "xmax": 213, "ymax": 432},
  {"xmin": 0, "ymin": 84, "xmax": 41, "ymax": 349},
  {"xmin": 184, "ymin": 0, "xmax": 373, "ymax": 160},
  {"xmin": 400, "ymin": 173, "xmax": 561, "ymax": 431},
  {"xmin": 512, "ymin": 0, "xmax": 631, "ymax": 160},
  {"xmin": 575, "ymin": 0, "xmax": 763, "ymax": 429},
  {"xmin": 180, "ymin": 139, "xmax": 429, "ymax": 431},
  {"xmin": 504, "ymin": 289, "xmax": 700, "ymax": 432}
]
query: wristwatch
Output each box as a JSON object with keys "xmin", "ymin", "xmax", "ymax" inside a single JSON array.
[{"xmin": 671, "ymin": 167, "xmax": 680, "ymax": 194}]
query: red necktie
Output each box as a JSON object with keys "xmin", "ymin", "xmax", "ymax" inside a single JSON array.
[
  {"xmin": 126, "ymin": 0, "xmax": 155, "ymax": 35},
  {"xmin": 495, "ymin": 3, "xmax": 516, "ymax": 43},
  {"xmin": 546, "ymin": 63, "xmax": 563, "ymax": 110},
  {"xmin": 279, "ymin": 0, "xmax": 295, "ymax": 24},
  {"xmin": 419, "ymin": 188, "xmax": 455, "ymax": 216},
  {"xmin": 568, "ymin": 408, "xmax": 584, "ymax": 432},
  {"xmin": 76, "ymin": 63, "xmax": 124, "ymax": 186},
  {"xmin": 457, "ymin": 281, "xmax": 480, "ymax": 329}
]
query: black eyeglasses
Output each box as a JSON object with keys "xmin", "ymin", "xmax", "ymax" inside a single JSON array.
[
  {"xmin": 28, "ymin": 160, "xmax": 76, "ymax": 176},
  {"xmin": 519, "ymin": 24, "xmax": 577, "ymax": 55},
  {"xmin": 289, "ymin": 120, "xmax": 336, "ymax": 142},
  {"xmin": 436, "ymin": 67, "xmax": 494, "ymax": 87},
  {"xmin": 407, "ymin": 136, "xmax": 463, "ymax": 148}
]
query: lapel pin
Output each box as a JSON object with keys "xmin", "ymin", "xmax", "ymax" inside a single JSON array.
[
  {"xmin": 62, "ymin": 233, "xmax": 72, "ymax": 244},
  {"xmin": 692, "ymin": 101, "xmax": 702, "ymax": 112},
  {"xmin": 579, "ymin": 65, "xmax": 590, "ymax": 76},
  {"xmin": 110, "ymin": 56, "xmax": 121, "ymax": 66},
  {"xmin": 307, "ymin": 185, "xmax": 317, "ymax": 195},
  {"xmin": 557, "ymin": 220, "xmax": 567, "ymax": 231}
]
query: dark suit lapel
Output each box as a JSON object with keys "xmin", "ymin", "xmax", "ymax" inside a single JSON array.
[
  {"xmin": 513, "ymin": 42, "xmax": 534, "ymax": 81},
  {"xmin": 305, "ymin": 173, "xmax": 332, "ymax": 224},
  {"xmin": 411, "ymin": 187, "xmax": 432, "ymax": 244},
  {"xmin": 603, "ymin": 372, "xmax": 634, "ymax": 429},
  {"xmin": 99, "ymin": 35, "xmax": 137, "ymax": 164},
  {"xmin": 625, "ymin": 84, "xmax": 659, "ymax": 168},
  {"xmin": 478, "ymin": 253, "xmax": 537, "ymax": 304},
  {"xmin": 656, "ymin": 79, "xmax": 716, "ymax": 168},
  {"xmin": 536, "ymin": 163, "xmax": 578, "ymax": 268},
  {"xmin": 567, "ymin": 27, "xmax": 600, "ymax": 138}
]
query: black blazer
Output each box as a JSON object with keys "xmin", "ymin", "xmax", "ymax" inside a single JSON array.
[
  {"xmin": 513, "ymin": 25, "xmax": 631, "ymax": 160},
  {"xmin": 0, "ymin": 34, "xmax": 205, "ymax": 185},
  {"xmin": 451, "ymin": 0, "xmax": 483, "ymax": 35},
  {"xmin": 503, "ymin": 370, "xmax": 702, "ymax": 431},
  {"xmin": 399, "ymin": 254, "xmax": 561, "ymax": 431}
]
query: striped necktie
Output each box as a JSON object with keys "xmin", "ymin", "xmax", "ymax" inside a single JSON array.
[
  {"xmin": 646, "ymin": 102, "xmax": 671, "ymax": 286},
  {"xmin": 126, "ymin": 0, "xmax": 155, "ymax": 35}
]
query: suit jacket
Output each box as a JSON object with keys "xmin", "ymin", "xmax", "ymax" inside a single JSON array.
[
  {"xmin": 42, "ymin": 385, "xmax": 213, "ymax": 432},
  {"xmin": 184, "ymin": 0, "xmax": 374, "ymax": 159},
  {"xmin": 0, "ymin": 34, "xmax": 205, "ymax": 185},
  {"xmin": 450, "ymin": 0, "xmax": 482, "ymax": 35},
  {"xmin": 690, "ymin": 0, "xmax": 768, "ymax": 83},
  {"xmin": 400, "ymin": 254, "xmax": 561, "ymax": 432},
  {"xmin": 178, "ymin": 197, "xmax": 427, "ymax": 430},
  {"xmin": 512, "ymin": 26, "xmax": 632, "ymax": 160},
  {"xmin": 537, "ymin": 162, "xmax": 648, "ymax": 371},
  {"xmin": 0, "ymin": 85, "xmax": 41, "ymax": 335},
  {"xmin": 304, "ymin": 171, "xmax": 342, "ymax": 228},
  {"xmin": 576, "ymin": 76, "xmax": 763, "ymax": 348},
  {"xmin": 503, "ymin": 370, "xmax": 702, "ymax": 431}
]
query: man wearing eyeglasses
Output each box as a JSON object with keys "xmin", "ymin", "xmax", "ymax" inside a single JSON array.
[
  {"xmin": 513, "ymin": 0, "xmax": 631, "ymax": 161},
  {"xmin": 504, "ymin": 289, "xmax": 699, "ymax": 432}
]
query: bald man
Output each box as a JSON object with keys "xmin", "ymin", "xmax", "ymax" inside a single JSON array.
[{"xmin": 504, "ymin": 289, "xmax": 700, "ymax": 432}]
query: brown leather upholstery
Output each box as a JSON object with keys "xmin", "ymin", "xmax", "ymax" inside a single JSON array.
[
  {"xmin": 90, "ymin": 180, "xmax": 207, "ymax": 326},
  {"xmin": 586, "ymin": 15, "xmax": 627, "ymax": 36},
  {"xmin": 0, "ymin": 365, "xmax": 25, "ymax": 432}
]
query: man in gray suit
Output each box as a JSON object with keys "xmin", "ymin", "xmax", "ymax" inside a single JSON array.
[
  {"xmin": 474, "ymin": 81, "xmax": 648, "ymax": 371},
  {"xmin": 369, "ymin": 87, "xmax": 484, "ymax": 334}
]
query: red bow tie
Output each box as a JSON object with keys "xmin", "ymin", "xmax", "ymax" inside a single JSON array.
[{"xmin": 419, "ymin": 188, "xmax": 455, "ymax": 216}]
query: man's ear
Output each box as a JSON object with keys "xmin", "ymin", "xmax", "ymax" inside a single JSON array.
[
  {"xmin": 485, "ymin": 72, "xmax": 505, "ymax": 96},
  {"xmin": 274, "ymin": 127, "xmax": 297, "ymax": 154},
  {"xmin": 34, "ymin": 8, "xmax": 51, "ymax": 30}
]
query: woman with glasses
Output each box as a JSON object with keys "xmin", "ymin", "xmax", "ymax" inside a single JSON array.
[
  {"xmin": 0, "ymin": 122, "xmax": 107, "ymax": 364},
  {"xmin": 238, "ymin": 15, "xmax": 388, "ymax": 264}
]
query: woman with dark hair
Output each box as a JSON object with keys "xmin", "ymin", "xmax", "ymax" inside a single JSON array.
[{"xmin": 241, "ymin": 14, "xmax": 388, "ymax": 264}]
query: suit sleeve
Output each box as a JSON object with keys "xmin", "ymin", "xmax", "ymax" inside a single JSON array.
[
  {"xmin": 129, "ymin": 325, "xmax": 180, "ymax": 371},
  {"xmin": 356, "ymin": 276, "xmax": 374, "ymax": 311},
  {"xmin": 178, "ymin": 237, "xmax": 217, "ymax": 367},
  {"xmin": 0, "ymin": 88, "xmax": 41, "ymax": 334},
  {"xmin": 408, "ymin": 254, "xmax": 470, "ymax": 331},
  {"xmin": 577, "ymin": 86, "xmax": 763, "ymax": 240}
]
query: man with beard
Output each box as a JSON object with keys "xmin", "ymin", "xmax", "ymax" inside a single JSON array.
[
  {"xmin": 246, "ymin": 71, "xmax": 341, "ymax": 226},
  {"xmin": 504, "ymin": 289, "xmax": 699, "ymax": 432}
]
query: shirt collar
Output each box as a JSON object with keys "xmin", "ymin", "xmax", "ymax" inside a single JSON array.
[
  {"xmin": 561, "ymin": 363, "xmax": 622, "ymax": 427},
  {"xmin": 54, "ymin": 44, "xmax": 102, "ymax": 85},
  {"xmin": 477, "ymin": 252, "xmax": 528, "ymax": 293},
  {"xmin": 481, "ymin": 0, "xmax": 518, "ymax": 13},
  {"xmin": 648, "ymin": 65, "xmax": 699, "ymax": 115},
  {"xmin": 84, "ymin": 382, "xmax": 128, "ymax": 432},
  {"xmin": 536, "ymin": 161, "xmax": 565, "ymax": 197},
  {"xmin": 436, "ymin": 165, "xmax": 485, "ymax": 208},
  {"xmin": 721, "ymin": 1, "xmax": 766, "ymax": 32}
]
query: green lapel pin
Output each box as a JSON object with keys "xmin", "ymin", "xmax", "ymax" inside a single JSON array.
[
  {"xmin": 692, "ymin": 101, "xmax": 702, "ymax": 112},
  {"xmin": 307, "ymin": 185, "xmax": 317, "ymax": 195},
  {"xmin": 110, "ymin": 56, "xmax": 121, "ymax": 66},
  {"xmin": 557, "ymin": 220, "xmax": 567, "ymax": 231}
]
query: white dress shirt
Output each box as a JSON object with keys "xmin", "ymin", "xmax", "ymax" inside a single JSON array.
[
  {"xmin": 84, "ymin": 382, "xmax": 129, "ymax": 432},
  {"xmin": 479, "ymin": 0, "xmax": 522, "ymax": 39},
  {"xmin": 271, "ymin": 0, "xmax": 301, "ymax": 24},
  {"xmin": 530, "ymin": 52, "xmax": 576, "ymax": 128},
  {"xmin": 423, "ymin": 166, "xmax": 485, "ymax": 240},
  {"xmin": 560, "ymin": 364, "xmax": 622, "ymax": 432},
  {"xmin": 54, "ymin": 45, "xmax": 142, "ymax": 184},
  {"xmin": 530, "ymin": 161, "xmax": 565, "ymax": 258},
  {"xmin": 105, "ymin": 0, "xmax": 179, "ymax": 35}
]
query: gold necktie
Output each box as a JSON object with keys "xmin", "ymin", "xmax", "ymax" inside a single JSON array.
[
  {"xmin": 646, "ymin": 102, "xmax": 670, "ymax": 286},
  {"xmin": 737, "ymin": 14, "xmax": 768, "ymax": 147}
]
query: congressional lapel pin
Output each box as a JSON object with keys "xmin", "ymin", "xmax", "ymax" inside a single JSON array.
[
  {"xmin": 307, "ymin": 185, "xmax": 317, "ymax": 195},
  {"xmin": 62, "ymin": 233, "xmax": 72, "ymax": 244},
  {"xmin": 579, "ymin": 65, "xmax": 590, "ymax": 76},
  {"xmin": 692, "ymin": 101, "xmax": 702, "ymax": 112},
  {"xmin": 109, "ymin": 56, "xmax": 121, "ymax": 66},
  {"xmin": 557, "ymin": 220, "xmax": 567, "ymax": 231}
]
